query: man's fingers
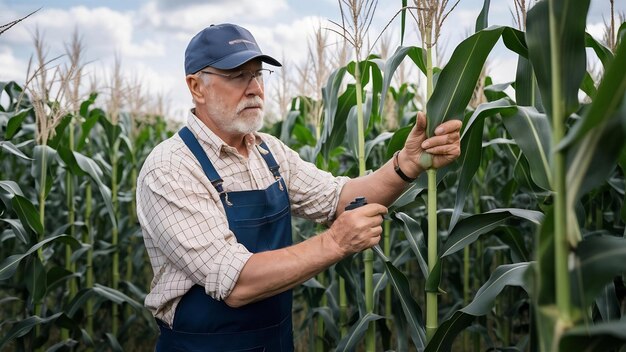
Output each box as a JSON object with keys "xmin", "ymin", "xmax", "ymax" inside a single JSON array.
[
  {"xmin": 434, "ymin": 119, "xmax": 462, "ymax": 135},
  {"xmin": 423, "ymin": 144, "xmax": 461, "ymax": 157},
  {"xmin": 358, "ymin": 203, "xmax": 388, "ymax": 217},
  {"xmin": 421, "ymin": 132, "xmax": 460, "ymax": 150},
  {"xmin": 413, "ymin": 112, "xmax": 427, "ymax": 134}
]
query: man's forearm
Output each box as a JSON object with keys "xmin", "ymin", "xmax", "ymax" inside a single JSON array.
[
  {"xmin": 337, "ymin": 148, "xmax": 423, "ymax": 215},
  {"xmin": 224, "ymin": 229, "xmax": 344, "ymax": 307}
]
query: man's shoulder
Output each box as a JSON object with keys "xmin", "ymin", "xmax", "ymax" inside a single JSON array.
[{"xmin": 138, "ymin": 134, "xmax": 190, "ymax": 178}]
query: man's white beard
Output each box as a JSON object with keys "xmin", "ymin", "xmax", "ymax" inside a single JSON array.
[{"xmin": 209, "ymin": 96, "xmax": 265, "ymax": 136}]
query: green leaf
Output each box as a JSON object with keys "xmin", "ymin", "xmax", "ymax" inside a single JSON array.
[
  {"xmin": 501, "ymin": 27, "xmax": 528, "ymax": 58},
  {"xmin": 426, "ymin": 26, "xmax": 504, "ymax": 137},
  {"xmin": 571, "ymin": 236, "xmax": 626, "ymax": 308},
  {"xmin": 400, "ymin": 0, "xmax": 407, "ymax": 45},
  {"xmin": 379, "ymin": 46, "xmax": 427, "ymax": 118},
  {"xmin": 98, "ymin": 113, "xmax": 123, "ymax": 151},
  {"xmin": 526, "ymin": 0, "xmax": 589, "ymax": 119},
  {"xmin": 105, "ymin": 333, "xmax": 124, "ymax": 352},
  {"xmin": 386, "ymin": 125, "xmax": 412, "ymax": 159},
  {"xmin": 57, "ymin": 146, "xmax": 87, "ymax": 177},
  {"xmin": 0, "ymin": 313, "xmax": 63, "ymax": 349},
  {"xmin": 25, "ymin": 256, "xmax": 46, "ymax": 303},
  {"xmin": 560, "ymin": 320, "xmax": 626, "ymax": 352},
  {"xmin": 11, "ymin": 195, "xmax": 43, "ymax": 236},
  {"xmin": 595, "ymin": 282, "xmax": 621, "ymax": 322},
  {"xmin": 501, "ymin": 106, "xmax": 552, "ymax": 190},
  {"xmin": 76, "ymin": 108, "xmax": 102, "ymax": 151},
  {"xmin": 567, "ymin": 116, "xmax": 626, "ymax": 205},
  {"xmin": 364, "ymin": 132, "xmax": 393, "ymax": 162},
  {"xmin": 425, "ymin": 262, "xmax": 531, "ymax": 352},
  {"xmin": 48, "ymin": 114, "xmax": 72, "ymax": 150},
  {"xmin": 5, "ymin": 108, "xmax": 32, "ymax": 139},
  {"xmin": 0, "ymin": 218, "xmax": 30, "ymax": 244},
  {"xmin": 585, "ymin": 32, "xmax": 613, "ymax": 68},
  {"xmin": 382, "ymin": 261, "xmax": 427, "ymax": 350},
  {"xmin": 515, "ymin": 56, "xmax": 543, "ymax": 109},
  {"xmin": 0, "ymin": 235, "xmax": 80, "ymax": 280},
  {"xmin": 46, "ymin": 266, "xmax": 77, "ymax": 291},
  {"xmin": 279, "ymin": 109, "xmax": 301, "ymax": 143},
  {"xmin": 498, "ymin": 227, "xmax": 530, "ymax": 263},
  {"xmin": 449, "ymin": 116, "xmax": 484, "ymax": 230},
  {"xmin": 346, "ymin": 95, "xmax": 372, "ymax": 161},
  {"xmin": 311, "ymin": 307, "xmax": 340, "ymax": 341},
  {"xmin": 475, "ymin": 0, "xmax": 490, "ymax": 32},
  {"xmin": 0, "ymin": 141, "xmax": 32, "ymax": 160},
  {"xmin": 559, "ymin": 34, "xmax": 626, "ymax": 149},
  {"xmin": 395, "ymin": 212, "xmax": 428, "ymax": 278},
  {"xmin": 0, "ymin": 180, "xmax": 24, "ymax": 199},
  {"xmin": 335, "ymin": 313, "xmax": 383, "ymax": 352},
  {"xmin": 31, "ymin": 145, "xmax": 56, "ymax": 199},
  {"xmin": 79, "ymin": 92, "xmax": 98, "ymax": 117},
  {"xmin": 72, "ymin": 151, "xmax": 116, "ymax": 226},
  {"xmin": 442, "ymin": 208, "xmax": 543, "ymax": 257},
  {"xmin": 316, "ymin": 68, "xmax": 353, "ymax": 161}
]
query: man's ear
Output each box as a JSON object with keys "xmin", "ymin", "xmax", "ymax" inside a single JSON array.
[{"xmin": 186, "ymin": 74, "xmax": 205, "ymax": 104}]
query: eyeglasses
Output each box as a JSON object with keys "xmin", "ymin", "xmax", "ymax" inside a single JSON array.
[{"xmin": 199, "ymin": 68, "xmax": 273, "ymax": 88}]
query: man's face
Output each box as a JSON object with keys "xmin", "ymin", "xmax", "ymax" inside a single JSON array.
[{"xmin": 202, "ymin": 60, "xmax": 266, "ymax": 136}]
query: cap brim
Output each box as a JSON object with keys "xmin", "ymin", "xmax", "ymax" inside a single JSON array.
[{"xmin": 209, "ymin": 50, "xmax": 282, "ymax": 70}]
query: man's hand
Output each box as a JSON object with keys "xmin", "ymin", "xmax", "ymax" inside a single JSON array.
[
  {"xmin": 399, "ymin": 112, "xmax": 462, "ymax": 177},
  {"xmin": 325, "ymin": 203, "xmax": 387, "ymax": 256}
]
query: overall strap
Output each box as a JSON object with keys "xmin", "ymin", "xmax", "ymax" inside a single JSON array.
[
  {"xmin": 256, "ymin": 141, "xmax": 281, "ymax": 179},
  {"xmin": 178, "ymin": 127, "xmax": 226, "ymax": 194}
]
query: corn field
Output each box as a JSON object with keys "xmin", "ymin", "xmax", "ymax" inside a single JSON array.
[{"xmin": 2, "ymin": 0, "xmax": 626, "ymax": 351}]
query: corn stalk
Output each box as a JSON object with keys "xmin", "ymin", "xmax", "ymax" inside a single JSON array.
[{"xmin": 329, "ymin": 1, "xmax": 378, "ymax": 348}]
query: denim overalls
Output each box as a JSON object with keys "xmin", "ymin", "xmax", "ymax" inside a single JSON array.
[{"xmin": 156, "ymin": 127, "xmax": 294, "ymax": 351}]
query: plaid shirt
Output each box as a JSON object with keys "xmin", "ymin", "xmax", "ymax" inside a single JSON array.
[{"xmin": 136, "ymin": 111, "xmax": 348, "ymax": 325}]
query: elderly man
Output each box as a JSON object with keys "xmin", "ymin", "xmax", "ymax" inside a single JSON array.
[{"xmin": 137, "ymin": 23, "xmax": 461, "ymax": 351}]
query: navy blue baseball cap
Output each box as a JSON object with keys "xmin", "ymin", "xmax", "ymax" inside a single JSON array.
[{"xmin": 184, "ymin": 23, "xmax": 282, "ymax": 75}]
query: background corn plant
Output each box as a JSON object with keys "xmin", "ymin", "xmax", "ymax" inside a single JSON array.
[{"xmin": 2, "ymin": 0, "xmax": 626, "ymax": 351}]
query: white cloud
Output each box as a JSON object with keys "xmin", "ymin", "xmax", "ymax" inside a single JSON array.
[
  {"xmin": 137, "ymin": 0, "xmax": 289, "ymax": 34},
  {"xmin": 0, "ymin": 46, "xmax": 27, "ymax": 82}
]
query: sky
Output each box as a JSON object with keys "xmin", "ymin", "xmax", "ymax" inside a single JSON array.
[{"xmin": 0, "ymin": 0, "xmax": 623, "ymax": 122}]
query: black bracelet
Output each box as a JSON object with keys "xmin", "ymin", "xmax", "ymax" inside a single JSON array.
[{"xmin": 393, "ymin": 150, "xmax": 416, "ymax": 183}]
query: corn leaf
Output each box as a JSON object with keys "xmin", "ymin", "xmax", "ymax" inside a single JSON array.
[
  {"xmin": 595, "ymin": 282, "xmax": 621, "ymax": 322},
  {"xmin": 25, "ymin": 255, "xmax": 46, "ymax": 303},
  {"xmin": 5, "ymin": 108, "xmax": 31, "ymax": 139},
  {"xmin": 335, "ymin": 313, "xmax": 383, "ymax": 352},
  {"xmin": 501, "ymin": 106, "xmax": 552, "ymax": 190},
  {"xmin": 560, "ymin": 320, "xmax": 626, "ymax": 352},
  {"xmin": 585, "ymin": 33, "xmax": 613, "ymax": 68},
  {"xmin": 0, "ymin": 141, "xmax": 31, "ymax": 161},
  {"xmin": 0, "ymin": 218, "xmax": 30, "ymax": 244},
  {"xmin": 0, "ymin": 312, "xmax": 64, "ymax": 349},
  {"xmin": 425, "ymin": 262, "xmax": 531, "ymax": 352},
  {"xmin": 559, "ymin": 35, "xmax": 626, "ymax": 149},
  {"xmin": 526, "ymin": 0, "xmax": 589, "ymax": 120},
  {"xmin": 475, "ymin": 0, "xmax": 490, "ymax": 32},
  {"xmin": 0, "ymin": 235, "xmax": 80, "ymax": 280},
  {"xmin": 571, "ymin": 236, "xmax": 626, "ymax": 308},
  {"xmin": 395, "ymin": 212, "xmax": 428, "ymax": 278},
  {"xmin": 381, "ymin": 260, "xmax": 427, "ymax": 350},
  {"xmin": 11, "ymin": 195, "xmax": 43, "ymax": 236},
  {"xmin": 426, "ymin": 26, "xmax": 504, "ymax": 137},
  {"xmin": 379, "ymin": 46, "xmax": 427, "ymax": 118},
  {"xmin": 442, "ymin": 208, "xmax": 543, "ymax": 258},
  {"xmin": 71, "ymin": 151, "xmax": 116, "ymax": 227}
]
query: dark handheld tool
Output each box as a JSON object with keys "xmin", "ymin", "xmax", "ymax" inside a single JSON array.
[
  {"xmin": 344, "ymin": 197, "xmax": 387, "ymax": 260},
  {"xmin": 345, "ymin": 196, "xmax": 368, "ymax": 211}
]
